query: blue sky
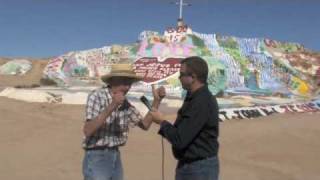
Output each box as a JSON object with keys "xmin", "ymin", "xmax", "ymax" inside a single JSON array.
[{"xmin": 0, "ymin": 0, "xmax": 319, "ymax": 58}]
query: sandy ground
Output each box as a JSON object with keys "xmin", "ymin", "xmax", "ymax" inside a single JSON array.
[{"xmin": 0, "ymin": 96, "xmax": 320, "ymax": 180}]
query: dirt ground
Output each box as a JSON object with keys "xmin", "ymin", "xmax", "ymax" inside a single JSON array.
[{"xmin": 1, "ymin": 96, "xmax": 320, "ymax": 180}]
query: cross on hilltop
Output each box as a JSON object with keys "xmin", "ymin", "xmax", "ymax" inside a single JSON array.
[{"xmin": 172, "ymin": 0, "xmax": 191, "ymax": 22}]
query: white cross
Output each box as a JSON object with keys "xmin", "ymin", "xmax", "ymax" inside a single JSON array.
[{"xmin": 174, "ymin": 0, "xmax": 191, "ymax": 20}]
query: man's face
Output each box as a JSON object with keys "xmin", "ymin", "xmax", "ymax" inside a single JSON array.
[
  {"xmin": 110, "ymin": 77, "xmax": 133, "ymax": 95},
  {"xmin": 179, "ymin": 64, "xmax": 193, "ymax": 90}
]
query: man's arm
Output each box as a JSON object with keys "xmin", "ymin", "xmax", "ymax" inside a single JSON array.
[
  {"xmin": 152, "ymin": 100, "xmax": 209, "ymax": 150},
  {"xmin": 138, "ymin": 85, "xmax": 166, "ymax": 130},
  {"xmin": 83, "ymin": 102, "xmax": 117, "ymax": 137},
  {"xmin": 138, "ymin": 99, "xmax": 162, "ymax": 130}
]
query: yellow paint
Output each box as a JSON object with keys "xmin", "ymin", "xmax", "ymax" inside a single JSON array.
[{"xmin": 291, "ymin": 76, "xmax": 309, "ymax": 95}]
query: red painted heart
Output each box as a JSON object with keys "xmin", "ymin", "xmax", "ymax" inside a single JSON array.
[{"xmin": 133, "ymin": 57, "xmax": 182, "ymax": 83}]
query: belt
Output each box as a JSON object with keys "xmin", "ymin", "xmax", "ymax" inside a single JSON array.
[
  {"xmin": 178, "ymin": 156, "xmax": 214, "ymax": 168},
  {"xmin": 85, "ymin": 146, "xmax": 118, "ymax": 151}
]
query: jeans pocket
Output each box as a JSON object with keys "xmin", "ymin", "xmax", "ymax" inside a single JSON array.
[
  {"xmin": 84, "ymin": 150, "xmax": 117, "ymax": 180},
  {"xmin": 87, "ymin": 151, "xmax": 107, "ymax": 165}
]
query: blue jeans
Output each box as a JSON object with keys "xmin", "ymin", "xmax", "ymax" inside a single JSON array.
[
  {"xmin": 176, "ymin": 156, "xmax": 219, "ymax": 180},
  {"xmin": 82, "ymin": 148, "xmax": 123, "ymax": 180}
]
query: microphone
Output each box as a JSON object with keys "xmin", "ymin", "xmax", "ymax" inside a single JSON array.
[{"xmin": 140, "ymin": 95, "xmax": 152, "ymax": 111}]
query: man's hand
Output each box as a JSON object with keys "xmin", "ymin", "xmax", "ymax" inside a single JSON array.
[
  {"xmin": 111, "ymin": 91, "xmax": 125, "ymax": 109},
  {"xmin": 152, "ymin": 84, "xmax": 166, "ymax": 102},
  {"xmin": 150, "ymin": 110, "xmax": 164, "ymax": 124}
]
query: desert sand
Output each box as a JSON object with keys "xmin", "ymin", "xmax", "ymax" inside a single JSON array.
[
  {"xmin": 1, "ymin": 59, "xmax": 320, "ymax": 180},
  {"xmin": 1, "ymin": 97, "xmax": 320, "ymax": 180}
]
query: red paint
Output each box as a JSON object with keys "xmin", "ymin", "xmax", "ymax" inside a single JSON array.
[{"xmin": 133, "ymin": 57, "xmax": 181, "ymax": 83}]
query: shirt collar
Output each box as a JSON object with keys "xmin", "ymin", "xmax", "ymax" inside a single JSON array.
[
  {"xmin": 185, "ymin": 85, "xmax": 208, "ymax": 101},
  {"xmin": 102, "ymin": 85, "xmax": 112, "ymax": 100}
]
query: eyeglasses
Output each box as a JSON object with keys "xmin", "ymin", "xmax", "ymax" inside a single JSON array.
[{"xmin": 179, "ymin": 72, "xmax": 192, "ymax": 78}]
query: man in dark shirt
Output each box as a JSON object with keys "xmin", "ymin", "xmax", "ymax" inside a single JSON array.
[{"xmin": 150, "ymin": 56, "xmax": 220, "ymax": 180}]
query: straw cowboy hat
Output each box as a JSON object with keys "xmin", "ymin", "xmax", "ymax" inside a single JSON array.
[{"xmin": 101, "ymin": 64, "xmax": 143, "ymax": 83}]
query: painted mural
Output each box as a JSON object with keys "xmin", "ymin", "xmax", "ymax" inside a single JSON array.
[
  {"xmin": 0, "ymin": 59, "xmax": 32, "ymax": 75},
  {"xmin": 43, "ymin": 25, "xmax": 320, "ymax": 108}
]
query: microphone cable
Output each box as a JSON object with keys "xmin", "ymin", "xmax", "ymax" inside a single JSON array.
[
  {"xmin": 161, "ymin": 137, "xmax": 165, "ymax": 180},
  {"xmin": 139, "ymin": 95, "xmax": 165, "ymax": 180}
]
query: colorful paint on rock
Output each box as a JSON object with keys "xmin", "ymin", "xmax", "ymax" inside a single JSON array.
[{"xmin": 42, "ymin": 25, "xmax": 320, "ymax": 113}]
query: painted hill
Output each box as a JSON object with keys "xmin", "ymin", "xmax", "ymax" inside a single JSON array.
[
  {"xmin": 0, "ymin": 58, "xmax": 49, "ymax": 88},
  {"xmin": 40, "ymin": 26, "xmax": 320, "ymax": 99}
]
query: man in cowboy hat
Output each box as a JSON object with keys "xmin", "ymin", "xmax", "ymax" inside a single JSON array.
[{"xmin": 82, "ymin": 63, "xmax": 165, "ymax": 180}]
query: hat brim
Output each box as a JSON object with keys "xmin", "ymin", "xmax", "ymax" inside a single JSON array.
[{"xmin": 101, "ymin": 73, "xmax": 143, "ymax": 83}]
